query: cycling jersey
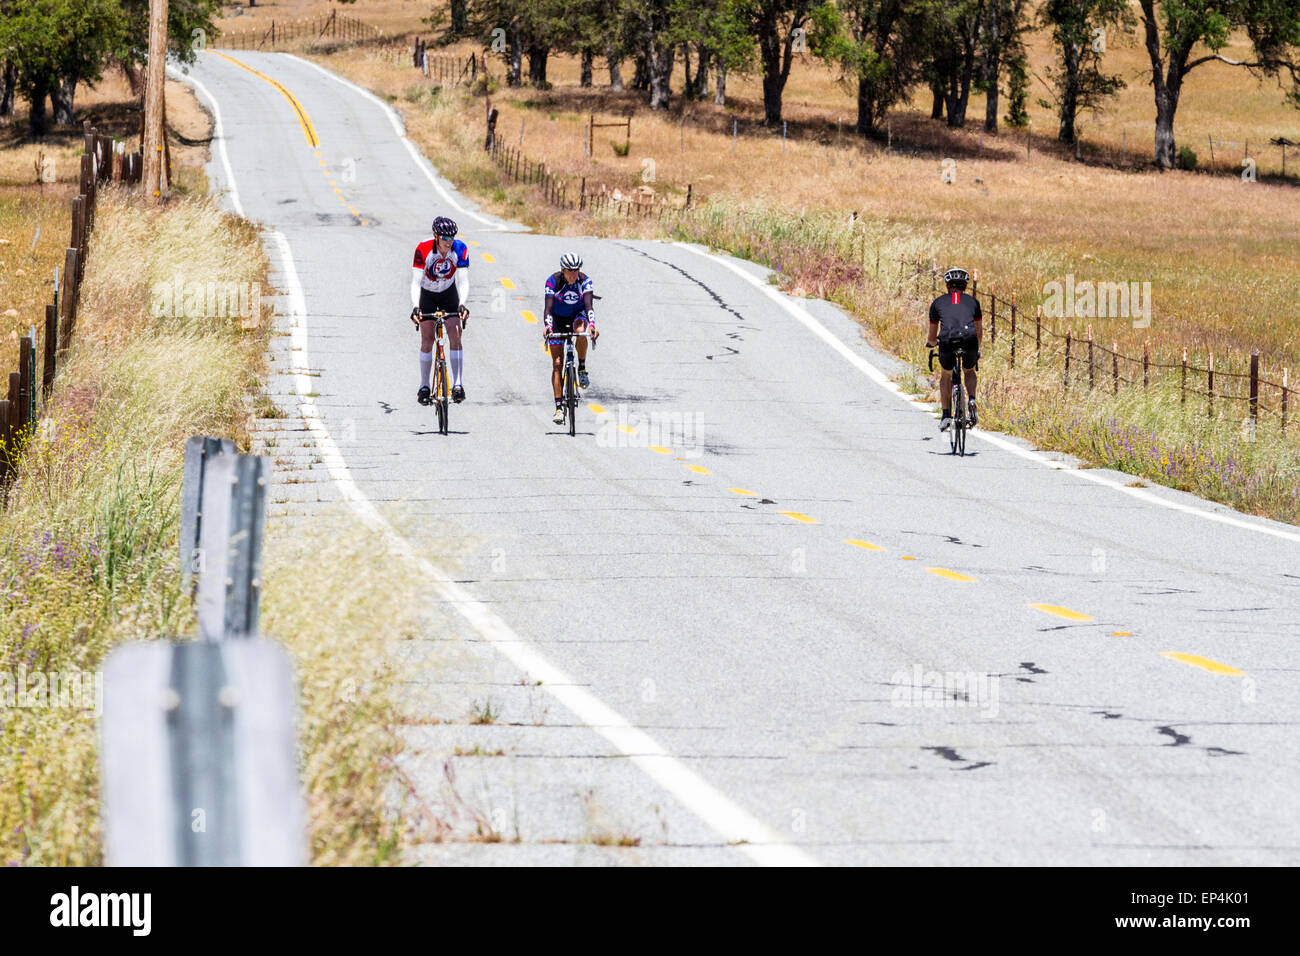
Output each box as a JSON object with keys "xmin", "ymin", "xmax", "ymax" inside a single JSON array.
[
  {"xmin": 929, "ymin": 290, "xmax": 982, "ymax": 341},
  {"xmin": 413, "ymin": 237, "xmax": 469, "ymax": 294},
  {"xmin": 543, "ymin": 271, "xmax": 595, "ymax": 333}
]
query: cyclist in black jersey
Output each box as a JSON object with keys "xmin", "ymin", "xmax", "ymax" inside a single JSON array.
[{"xmin": 926, "ymin": 267, "xmax": 982, "ymax": 430}]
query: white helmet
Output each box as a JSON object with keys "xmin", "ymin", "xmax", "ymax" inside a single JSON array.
[{"xmin": 560, "ymin": 252, "xmax": 583, "ymax": 270}]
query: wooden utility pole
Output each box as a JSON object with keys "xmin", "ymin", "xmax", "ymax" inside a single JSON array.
[{"xmin": 142, "ymin": 0, "xmax": 169, "ymax": 202}]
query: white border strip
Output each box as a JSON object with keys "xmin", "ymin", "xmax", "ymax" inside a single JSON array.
[
  {"xmin": 283, "ymin": 53, "xmax": 508, "ymax": 230},
  {"xmin": 675, "ymin": 242, "xmax": 1300, "ymax": 547},
  {"xmin": 184, "ymin": 58, "xmax": 817, "ymax": 866}
]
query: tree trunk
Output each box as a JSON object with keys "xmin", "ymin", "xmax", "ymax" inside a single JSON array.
[
  {"xmin": 930, "ymin": 80, "xmax": 944, "ymax": 120},
  {"xmin": 714, "ymin": 63, "xmax": 727, "ymax": 105},
  {"xmin": 0, "ymin": 62, "xmax": 16, "ymax": 119},
  {"xmin": 606, "ymin": 47, "xmax": 624, "ymax": 90},
  {"xmin": 681, "ymin": 43, "xmax": 692, "ymax": 97},
  {"xmin": 580, "ymin": 48, "xmax": 594, "ymax": 87},
  {"xmin": 633, "ymin": 52, "xmax": 649, "ymax": 91},
  {"xmin": 507, "ymin": 22, "xmax": 523, "ymax": 87},
  {"xmin": 692, "ymin": 44, "xmax": 709, "ymax": 99},
  {"xmin": 1139, "ymin": 0, "xmax": 1183, "ymax": 169},
  {"xmin": 757, "ymin": 18, "xmax": 787, "ymax": 126},
  {"xmin": 1058, "ymin": 41, "xmax": 1080, "ymax": 144},
  {"xmin": 528, "ymin": 46, "xmax": 549, "ymax": 87},
  {"xmin": 981, "ymin": 3, "xmax": 1001, "ymax": 133},
  {"xmin": 52, "ymin": 74, "xmax": 77, "ymax": 126},
  {"xmin": 647, "ymin": 38, "xmax": 674, "ymax": 109},
  {"xmin": 27, "ymin": 76, "xmax": 50, "ymax": 137},
  {"xmin": 450, "ymin": 0, "xmax": 467, "ymax": 34},
  {"xmin": 856, "ymin": 74, "xmax": 877, "ymax": 136}
]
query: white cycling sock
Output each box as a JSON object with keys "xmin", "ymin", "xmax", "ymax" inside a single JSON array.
[
  {"xmin": 450, "ymin": 349, "xmax": 463, "ymax": 387},
  {"xmin": 419, "ymin": 351, "xmax": 432, "ymax": 389}
]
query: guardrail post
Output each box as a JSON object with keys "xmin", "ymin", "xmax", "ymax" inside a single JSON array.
[
  {"xmin": 181, "ymin": 436, "xmax": 237, "ymax": 587},
  {"xmin": 100, "ymin": 637, "xmax": 304, "ymax": 866}
]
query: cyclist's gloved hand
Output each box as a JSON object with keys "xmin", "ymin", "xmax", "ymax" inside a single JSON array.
[
  {"xmin": 411, "ymin": 307, "xmax": 421, "ymax": 328},
  {"xmin": 459, "ymin": 304, "xmax": 469, "ymax": 330}
]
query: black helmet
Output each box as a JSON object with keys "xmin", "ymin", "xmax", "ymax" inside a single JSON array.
[
  {"xmin": 432, "ymin": 216, "xmax": 458, "ymax": 238},
  {"xmin": 943, "ymin": 267, "xmax": 970, "ymax": 288}
]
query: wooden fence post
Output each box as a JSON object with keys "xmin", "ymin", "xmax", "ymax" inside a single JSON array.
[
  {"xmin": 43, "ymin": 304, "xmax": 57, "ymax": 400},
  {"xmin": 1208, "ymin": 351, "xmax": 1215, "ymax": 419},
  {"xmin": 1249, "ymin": 350, "xmax": 1259, "ymax": 421},
  {"xmin": 1035, "ymin": 305, "xmax": 1041, "ymax": 361},
  {"xmin": 1063, "ymin": 330, "xmax": 1072, "ymax": 390},
  {"xmin": 1282, "ymin": 368, "xmax": 1289, "ymax": 433},
  {"xmin": 1143, "ymin": 341, "xmax": 1149, "ymax": 388},
  {"xmin": 989, "ymin": 292, "xmax": 996, "ymax": 343}
]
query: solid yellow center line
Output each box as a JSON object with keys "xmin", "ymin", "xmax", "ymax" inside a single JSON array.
[
  {"xmin": 729, "ymin": 488, "xmax": 756, "ymax": 496},
  {"xmin": 685, "ymin": 465, "xmax": 710, "ymax": 474},
  {"xmin": 499, "ymin": 277, "xmax": 515, "ymax": 289},
  {"xmin": 520, "ymin": 309, "xmax": 537, "ymax": 324},
  {"xmin": 1161, "ymin": 652, "xmax": 1245, "ymax": 676},
  {"xmin": 649, "ymin": 446, "xmax": 672, "ymax": 454},
  {"xmin": 211, "ymin": 51, "xmax": 319, "ymax": 147},
  {"xmin": 1029, "ymin": 603, "xmax": 1094, "ymax": 622},
  {"xmin": 926, "ymin": 567, "xmax": 977, "ymax": 582},
  {"xmin": 779, "ymin": 511, "xmax": 818, "ymax": 524},
  {"xmin": 844, "ymin": 539, "xmax": 885, "ymax": 552},
  {"xmin": 481, "ymin": 253, "xmax": 496, "ymax": 263}
]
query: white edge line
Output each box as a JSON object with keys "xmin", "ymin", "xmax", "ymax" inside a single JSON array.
[
  {"xmin": 282, "ymin": 53, "xmax": 508, "ymax": 231},
  {"xmin": 271, "ymin": 230, "xmax": 818, "ymax": 867},
  {"xmin": 169, "ymin": 67, "xmax": 244, "ymax": 218},
  {"xmin": 673, "ymin": 242, "xmax": 1300, "ymax": 547}
]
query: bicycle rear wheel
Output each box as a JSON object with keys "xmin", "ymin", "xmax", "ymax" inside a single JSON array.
[
  {"xmin": 565, "ymin": 365, "xmax": 577, "ymax": 437},
  {"xmin": 949, "ymin": 383, "xmax": 962, "ymax": 454},
  {"xmin": 952, "ymin": 371, "xmax": 967, "ymax": 456}
]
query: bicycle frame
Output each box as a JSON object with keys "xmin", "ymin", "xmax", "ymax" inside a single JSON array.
[
  {"xmin": 420, "ymin": 311, "xmax": 452, "ymax": 434},
  {"xmin": 550, "ymin": 331, "xmax": 590, "ymax": 437},
  {"xmin": 928, "ymin": 345, "xmax": 970, "ymax": 456}
]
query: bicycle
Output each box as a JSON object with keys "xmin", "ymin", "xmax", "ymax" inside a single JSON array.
[
  {"xmin": 550, "ymin": 330, "xmax": 592, "ymax": 437},
  {"xmin": 417, "ymin": 310, "xmax": 453, "ymax": 435},
  {"xmin": 929, "ymin": 345, "xmax": 971, "ymax": 456}
]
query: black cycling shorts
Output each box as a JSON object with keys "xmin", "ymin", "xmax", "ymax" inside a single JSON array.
[
  {"xmin": 938, "ymin": 336, "xmax": 979, "ymax": 371},
  {"xmin": 419, "ymin": 286, "xmax": 459, "ymax": 318}
]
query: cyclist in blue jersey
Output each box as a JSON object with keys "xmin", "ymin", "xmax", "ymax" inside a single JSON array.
[
  {"xmin": 543, "ymin": 252, "xmax": 599, "ymax": 425},
  {"xmin": 926, "ymin": 267, "xmax": 982, "ymax": 431}
]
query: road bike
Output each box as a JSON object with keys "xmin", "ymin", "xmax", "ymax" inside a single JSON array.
[
  {"xmin": 551, "ymin": 331, "xmax": 592, "ymax": 437},
  {"xmin": 418, "ymin": 310, "xmax": 452, "ymax": 435},
  {"xmin": 929, "ymin": 345, "xmax": 971, "ymax": 456}
]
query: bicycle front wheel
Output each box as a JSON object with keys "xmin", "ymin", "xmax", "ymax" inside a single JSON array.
[
  {"xmin": 952, "ymin": 376, "xmax": 966, "ymax": 456},
  {"xmin": 436, "ymin": 361, "xmax": 449, "ymax": 435},
  {"xmin": 565, "ymin": 365, "xmax": 578, "ymax": 437}
]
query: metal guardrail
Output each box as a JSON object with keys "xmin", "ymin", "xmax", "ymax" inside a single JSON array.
[{"xmin": 101, "ymin": 437, "xmax": 304, "ymax": 866}]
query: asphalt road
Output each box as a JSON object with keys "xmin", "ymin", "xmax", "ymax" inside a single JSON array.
[{"xmin": 180, "ymin": 50, "xmax": 1300, "ymax": 865}]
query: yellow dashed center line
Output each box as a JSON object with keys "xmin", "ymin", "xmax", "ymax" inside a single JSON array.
[
  {"xmin": 466, "ymin": 240, "xmax": 481, "ymax": 246},
  {"xmin": 617, "ymin": 425, "xmax": 636, "ymax": 434},
  {"xmin": 844, "ymin": 539, "xmax": 885, "ymax": 552},
  {"xmin": 587, "ymin": 403, "xmax": 606, "ymax": 415},
  {"xmin": 926, "ymin": 567, "xmax": 977, "ymax": 582},
  {"xmin": 729, "ymin": 488, "xmax": 756, "ymax": 496},
  {"xmin": 685, "ymin": 465, "xmax": 711, "ymax": 474},
  {"xmin": 648, "ymin": 446, "xmax": 672, "ymax": 454},
  {"xmin": 481, "ymin": 253, "xmax": 496, "ymax": 263},
  {"xmin": 1029, "ymin": 603, "xmax": 1094, "ymax": 622},
  {"xmin": 1161, "ymin": 652, "xmax": 1245, "ymax": 676},
  {"xmin": 499, "ymin": 277, "xmax": 515, "ymax": 289},
  {"xmin": 520, "ymin": 309, "xmax": 537, "ymax": 324},
  {"xmin": 1112, "ymin": 631, "xmax": 1133, "ymax": 637},
  {"xmin": 779, "ymin": 511, "xmax": 819, "ymax": 524}
]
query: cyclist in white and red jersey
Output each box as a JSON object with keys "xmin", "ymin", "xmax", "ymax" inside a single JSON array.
[
  {"xmin": 926, "ymin": 267, "xmax": 982, "ymax": 430},
  {"xmin": 543, "ymin": 252, "xmax": 599, "ymax": 425},
  {"xmin": 410, "ymin": 216, "xmax": 470, "ymax": 405}
]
